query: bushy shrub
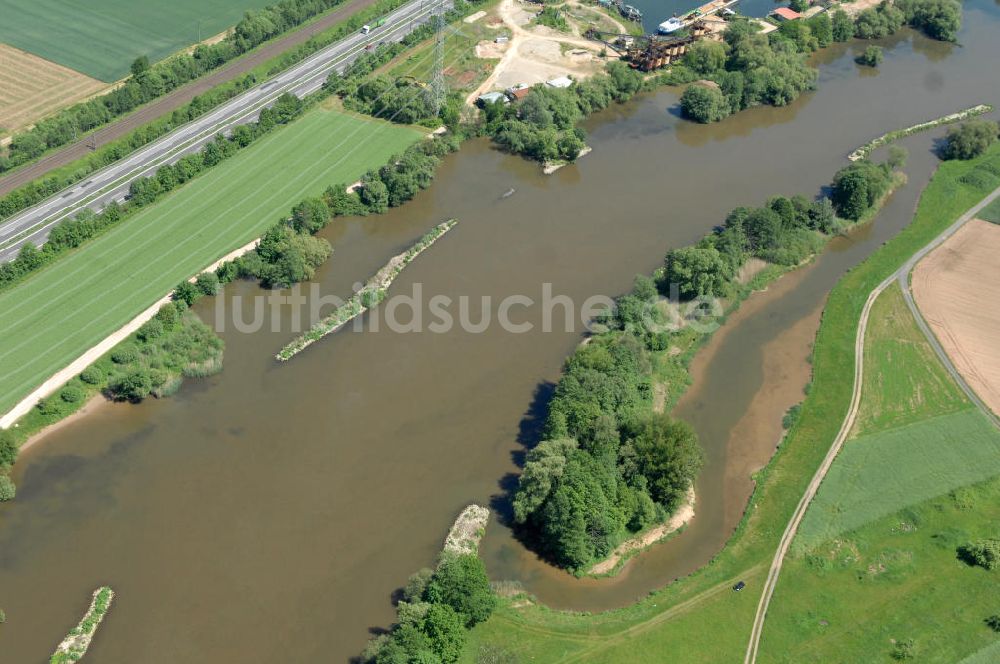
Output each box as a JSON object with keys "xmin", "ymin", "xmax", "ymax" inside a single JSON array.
[
  {"xmin": 680, "ymin": 85, "xmax": 729, "ymax": 124},
  {"xmin": 959, "ymin": 539, "xmax": 1000, "ymax": 570},
  {"xmin": 943, "ymin": 120, "xmax": 999, "ymax": 160},
  {"xmin": 424, "ymin": 554, "xmax": 497, "ymax": 627},
  {"xmin": 137, "ymin": 318, "xmax": 164, "ymax": 342},
  {"xmin": 60, "ymin": 386, "xmax": 83, "ymax": 403},
  {"xmin": 195, "ymin": 271, "xmax": 220, "ymax": 296},
  {"xmin": 80, "ymin": 366, "xmax": 104, "ymax": 385},
  {"xmin": 0, "ymin": 430, "xmax": 17, "ymax": 467},
  {"xmin": 0, "ymin": 475, "xmax": 15, "ymax": 502},
  {"xmin": 111, "ymin": 345, "xmax": 140, "ymax": 365},
  {"xmin": 831, "ymin": 161, "xmax": 892, "ymax": 220},
  {"xmin": 857, "ymin": 45, "xmax": 884, "ymax": 67},
  {"xmin": 108, "ymin": 369, "xmax": 153, "ymax": 402}
]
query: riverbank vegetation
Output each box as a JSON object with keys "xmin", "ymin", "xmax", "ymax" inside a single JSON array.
[
  {"xmin": 508, "ymin": 154, "xmax": 903, "ymax": 574},
  {"xmin": 942, "ymin": 119, "xmax": 999, "ymax": 161},
  {"xmin": 677, "ymin": 19, "xmax": 821, "ymax": 123},
  {"xmin": 678, "ymin": 0, "xmax": 963, "ymax": 124},
  {"xmin": 0, "ymin": 106, "xmax": 423, "ymax": 423},
  {"xmin": 277, "ymin": 219, "xmax": 457, "ymax": 360},
  {"xmin": 361, "ymin": 509, "xmax": 498, "ymax": 664},
  {"xmin": 0, "ymin": 301, "xmax": 223, "ymax": 500},
  {"xmin": 462, "ymin": 141, "xmax": 1000, "ymax": 664},
  {"xmin": 480, "ymin": 61, "xmax": 643, "ymax": 163},
  {"xmin": 847, "ymin": 104, "xmax": 993, "ymax": 161}
]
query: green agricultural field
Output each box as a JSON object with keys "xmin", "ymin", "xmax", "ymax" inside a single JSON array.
[
  {"xmin": 0, "ymin": 0, "xmax": 274, "ymax": 82},
  {"xmin": 0, "ymin": 108, "xmax": 423, "ymax": 415},
  {"xmin": 960, "ymin": 639, "xmax": 1000, "ymax": 664},
  {"xmin": 796, "ymin": 407, "xmax": 1000, "ymax": 550},
  {"xmin": 796, "ymin": 284, "xmax": 1000, "ymax": 550},
  {"xmin": 853, "ymin": 284, "xmax": 969, "ymax": 435},
  {"xmin": 762, "ymin": 476, "xmax": 1000, "ymax": 663},
  {"xmin": 980, "ymin": 195, "xmax": 1000, "ymax": 224}
]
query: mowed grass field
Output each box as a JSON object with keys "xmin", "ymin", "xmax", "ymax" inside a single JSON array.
[
  {"xmin": 0, "ymin": 108, "xmax": 423, "ymax": 415},
  {"xmin": 0, "ymin": 0, "xmax": 274, "ymax": 82},
  {"xmin": 852, "ymin": 283, "xmax": 969, "ymax": 435}
]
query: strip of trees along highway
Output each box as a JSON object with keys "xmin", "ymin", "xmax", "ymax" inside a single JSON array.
[
  {"xmin": 0, "ymin": 0, "xmax": 451, "ymax": 262},
  {"xmin": 0, "ymin": 0, "xmax": 371, "ymax": 177}
]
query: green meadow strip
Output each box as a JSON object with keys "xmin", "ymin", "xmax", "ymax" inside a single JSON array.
[{"xmin": 276, "ymin": 219, "xmax": 457, "ymax": 360}]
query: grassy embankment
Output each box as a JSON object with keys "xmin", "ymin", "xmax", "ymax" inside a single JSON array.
[
  {"xmin": 0, "ymin": 108, "xmax": 423, "ymax": 416},
  {"xmin": 760, "ymin": 283, "xmax": 1000, "ymax": 662},
  {"xmin": 459, "ymin": 143, "xmax": 1000, "ymax": 664},
  {"xmin": 377, "ymin": 0, "xmax": 505, "ymax": 96}
]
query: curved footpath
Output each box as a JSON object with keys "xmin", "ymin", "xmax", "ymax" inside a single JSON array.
[
  {"xmin": 744, "ymin": 181, "xmax": 1000, "ymax": 664},
  {"xmin": 0, "ymin": 0, "xmax": 379, "ymax": 198}
]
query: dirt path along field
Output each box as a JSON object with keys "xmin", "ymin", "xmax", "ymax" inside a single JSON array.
[{"xmin": 745, "ymin": 181, "xmax": 1000, "ymax": 664}]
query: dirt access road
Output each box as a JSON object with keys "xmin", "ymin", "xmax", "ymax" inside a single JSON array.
[
  {"xmin": 743, "ymin": 182, "xmax": 1000, "ymax": 664},
  {"xmin": 0, "ymin": 0, "xmax": 377, "ymax": 197}
]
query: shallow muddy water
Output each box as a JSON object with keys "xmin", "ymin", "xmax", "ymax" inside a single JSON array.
[{"xmin": 2, "ymin": 6, "xmax": 1000, "ymax": 662}]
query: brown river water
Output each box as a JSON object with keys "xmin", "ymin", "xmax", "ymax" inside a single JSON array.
[{"xmin": 3, "ymin": 6, "xmax": 1000, "ymax": 661}]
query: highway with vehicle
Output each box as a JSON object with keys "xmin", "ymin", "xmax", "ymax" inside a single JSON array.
[{"xmin": 0, "ymin": 0, "xmax": 449, "ymax": 263}]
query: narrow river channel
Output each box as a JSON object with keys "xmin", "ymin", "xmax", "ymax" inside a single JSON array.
[{"xmin": 2, "ymin": 4, "xmax": 999, "ymax": 661}]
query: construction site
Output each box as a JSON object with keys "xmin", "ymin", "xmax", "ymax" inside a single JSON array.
[
  {"xmin": 462, "ymin": 0, "xmax": 749, "ymax": 107},
  {"xmin": 586, "ymin": 0, "xmax": 741, "ymax": 71}
]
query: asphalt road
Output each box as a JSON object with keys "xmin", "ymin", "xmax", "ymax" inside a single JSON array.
[
  {"xmin": 0, "ymin": 0, "xmax": 448, "ymax": 263},
  {"xmin": 744, "ymin": 182, "xmax": 1000, "ymax": 664}
]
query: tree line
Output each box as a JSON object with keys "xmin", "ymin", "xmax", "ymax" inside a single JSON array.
[
  {"xmin": 0, "ymin": 93, "xmax": 307, "ymax": 294},
  {"xmin": 679, "ymin": 0, "xmax": 962, "ymax": 124},
  {"xmin": 510, "ymin": 155, "xmax": 903, "ymax": 572},
  {"xmin": 360, "ymin": 553, "xmax": 497, "ymax": 663},
  {"xmin": 0, "ymin": 0, "xmax": 425, "ymax": 225},
  {"xmin": 479, "ymin": 61, "xmax": 644, "ymax": 164}
]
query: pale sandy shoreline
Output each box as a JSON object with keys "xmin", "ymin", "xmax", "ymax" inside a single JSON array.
[
  {"xmin": 1, "ymin": 236, "xmax": 261, "ymax": 432},
  {"xmin": 588, "ymin": 487, "xmax": 696, "ymax": 576},
  {"xmin": 16, "ymin": 394, "xmax": 110, "ymax": 454}
]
